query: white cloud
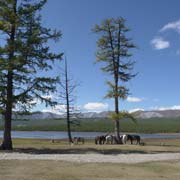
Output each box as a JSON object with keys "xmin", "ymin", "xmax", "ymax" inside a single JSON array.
[
  {"xmin": 28, "ymin": 94, "xmax": 55, "ymax": 105},
  {"xmin": 42, "ymin": 95, "xmax": 54, "ymax": 100},
  {"xmin": 160, "ymin": 19, "xmax": 180, "ymax": 33},
  {"xmin": 126, "ymin": 97, "xmax": 143, "ymax": 103},
  {"xmin": 151, "ymin": 37, "xmax": 170, "ymax": 50},
  {"xmin": 28, "ymin": 98, "xmax": 39, "ymax": 105},
  {"xmin": 83, "ymin": 102, "xmax": 109, "ymax": 112},
  {"xmin": 176, "ymin": 49, "xmax": 180, "ymax": 55},
  {"xmin": 42, "ymin": 105, "xmax": 66, "ymax": 115}
]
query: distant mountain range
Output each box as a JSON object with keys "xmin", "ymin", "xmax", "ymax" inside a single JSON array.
[
  {"xmin": 134, "ymin": 109, "xmax": 180, "ymax": 119},
  {"xmin": 6, "ymin": 109, "xmax": 180, "ymax": 120}
]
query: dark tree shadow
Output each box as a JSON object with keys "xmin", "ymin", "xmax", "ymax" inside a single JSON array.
[{"xmin": 0, "ymin": 147, "xmax": 175, "ymax": 155}]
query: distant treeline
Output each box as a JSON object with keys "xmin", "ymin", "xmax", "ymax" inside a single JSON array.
[{"xmin": 0, "ymin": 118, "xmax": 180, "ymax": 133}]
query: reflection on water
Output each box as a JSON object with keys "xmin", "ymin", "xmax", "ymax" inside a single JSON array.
[{"xmin": 0, "ymin": 131, "xmax": 180, "ymax": 139}]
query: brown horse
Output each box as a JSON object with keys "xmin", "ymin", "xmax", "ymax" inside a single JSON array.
[
  {"xmin": 73, "ymin": 137, "xmax": 85, "ymax": 144},
  {"xmin": 95, "ymin": 135, "xmax": 106, "ymax": 145},
  {"xmin": 127, "ymin": 134, "xmax": 141, "ymax": 145}
]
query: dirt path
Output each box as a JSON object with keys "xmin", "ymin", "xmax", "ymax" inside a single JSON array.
[{"xmin": 1, "ymin": 152, "xmax": 180, "ymax": 163}]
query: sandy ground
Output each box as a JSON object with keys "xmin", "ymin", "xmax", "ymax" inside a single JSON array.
[{"xmin": 0, "ymin": 152, "xmax": 180, "ymax": 164}]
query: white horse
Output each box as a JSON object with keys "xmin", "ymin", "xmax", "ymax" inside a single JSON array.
[
  {"xmin": 121, "ymin": 134, "xmax": 128, "ymax": 144},
  {"xmin": 121, "ymin": 134, "xmax": 141, "ymax": 145},
  {"xmin": 105, "ymin": 135, "xmax": 114, "ymax": 144}
]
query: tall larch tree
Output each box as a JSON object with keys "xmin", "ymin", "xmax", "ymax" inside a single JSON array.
[
  {"xmin": 59, "ymin": 56, "xmax": 79, "ymax": 144},
  {"xmin": 92, "ymin": 17, "xmax": 136, "ymax": 143},
  {"xmin": 0, "ymin": 0, "xmax": 63, "ymax": 150}
]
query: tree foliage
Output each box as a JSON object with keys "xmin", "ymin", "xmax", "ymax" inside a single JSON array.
[
  {"xmin": 109, "ymin": 111, "xmax": 137, "ymax": 124},
  {"xmin": 0, "ymin": 0, "xmax": 63, "ymax": 149},
  {"xmin": 93, "ymin": 17, "xmax": 136, "ymax": 99},
  {"xmin": 93, "ymin": 17, "xmax": 136, "ymax": 141}
]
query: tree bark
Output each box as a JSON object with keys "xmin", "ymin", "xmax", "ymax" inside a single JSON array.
[
  {"xmin": 1, "ymin": 70, "xmax": 13, "ymax": 150},
  {"xmin": 114, "ymin": 95, "xmax": 122, "ymax": 144},
  {"xmin": 107, "ymin": 23, "xmax": 122, "ymax": 144},
  {"xmin": 65, "ymin": 58, "xmax": 73, "ymax": 144}
]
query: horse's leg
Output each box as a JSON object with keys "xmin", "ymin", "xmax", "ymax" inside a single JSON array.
[
  {"xmin": 99, "ymin": 137, "xmax": 101, "ymax": 145},
  {"xmin": 137, "ymin": 137, "xmax": 139, "ymax": 145},
  {"xmin": 105, "ymin": 137, "xmax": 108, "ymax": 144},
  {"xmin": 110, "ymin": 136, "xmax": 113, "ymax": 144},
  {"xmin": 95, "ymin": 137, "xmax": 99, "ymax": 144},
  {"xmin": 102, "ymin": 137, "xmax": 105, "ymax": 144},
  {"xmin": 111, "ymin": 137, "xmax": 113, "ymax": 144},
  {"xmin": 106, "ymin": 139, "xmax": 108, "ymax": 144},
  {"xmin": 124, "ymin": 136, "xmax": 127, "ymax": 144},
  {"xmin": 138, "ymin": 137, "xmax": 140, "ymax": 145},
  {"xmin": 122, "ymin": 136, "xmax": 124, "ymax": 144},
  {"xmin": 102, "ymin": 139, "xmax": 105, "ymax": 144},
  {"xmin": 131, "ymin": 138, "xmax": 133, "ymax": 144}
]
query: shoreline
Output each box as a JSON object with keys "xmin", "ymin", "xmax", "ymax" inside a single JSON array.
[{"xmin": 0, "ymin": 131, "xmax": 180, "ymax": 140}]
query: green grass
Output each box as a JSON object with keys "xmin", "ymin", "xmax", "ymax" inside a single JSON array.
[
  {"xmin": 1, "ymin": 137, "xmax": 180, "ymax": 180},
  {"xmin": 0, "ymin": 160, "xmax": 180, "ymax": 180},
  {"xmin": 1, "ymin": 138, "xmax": 180, "ymax": 180},
  {"xmin": 0, "ymin": 138, "xmax": 179, "ymax": 154},
  {"xmin": 0, "ymin": 117, "xmax": 180, "ymax": 133}
]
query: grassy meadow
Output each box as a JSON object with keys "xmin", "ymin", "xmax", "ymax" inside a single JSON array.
[
  {"xmin": 0, "ymin": 160, "xmax": 180, "ymax": 180},
  {"xmin": 1, "ymin": 138, "xmax": 180, "ymax": 180},
  {"xmin": 0, "ymin": 138, "xmax": 179, "ymax": 154},
  {"xmin": 0, "ymin": 117, "xmax": 180, "ymax": 133}
]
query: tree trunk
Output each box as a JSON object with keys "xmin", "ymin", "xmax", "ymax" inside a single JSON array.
[
  {"xmin": 1, "ymin": 113, "xmax": 13, "ymax": 150},
  {"xmin": 114, "ymin": 74, "xmax": 122, "ymax": 144},
  {"xmin": 0, "ymin": 72, "xmax": 13, "ymax": 150},
  {"xmin": 66, "ymin": 101, "xmax": 73, "ymax": 144},
  {"xmin": 65, "ymin": 58, "xmax": 73, "ymax": 144},
  {"xmin": 114, "ymin": 96, "xmax": 122, "ymax": 144},
  {"xmin": 67, "ymin": 115, "xmax": 73, "ymax": 144}
]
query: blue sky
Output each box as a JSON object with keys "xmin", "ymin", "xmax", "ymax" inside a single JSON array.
[{"xmin": 34, "ymin": 0, "xmax": 180, "ymax": 113}]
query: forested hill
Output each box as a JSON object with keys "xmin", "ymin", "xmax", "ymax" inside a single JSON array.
[{"xmin": 1, "ymin": 109, "xmax": 180, "ymax": 120}]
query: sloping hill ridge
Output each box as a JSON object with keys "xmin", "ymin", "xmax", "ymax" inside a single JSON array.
[
  {"xmin": 136, "ymin": 110, "xmax": 180, "ymax": 119},
  {"xmin": 6, "ymin": 109, "xmax": 180, "ymax": 120}
]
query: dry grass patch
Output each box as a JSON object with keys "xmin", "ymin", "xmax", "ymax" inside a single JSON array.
[{"xmin": 0, "ymin": 160, "xmax": 180, "ymax": 180}]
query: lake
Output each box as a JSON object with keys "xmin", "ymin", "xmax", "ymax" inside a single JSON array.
[{"xmin": 0, "ymin": 131, "xmax": 180, "ymax": 139}]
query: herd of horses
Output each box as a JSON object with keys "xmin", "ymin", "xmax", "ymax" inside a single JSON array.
[{"xmin": 73, "ymin": 134, "xmax": 141, "ymax": 145}]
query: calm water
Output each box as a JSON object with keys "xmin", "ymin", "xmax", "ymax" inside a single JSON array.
[{"xmin": 0, "ymin": 131, "xmax": 180, "ymax": 139}]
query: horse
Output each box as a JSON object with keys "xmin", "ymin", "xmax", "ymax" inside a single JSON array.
[
  {"xmin": 129, "ymin": 135, "xmax": 141, "ymax": 145},
  {"xmin": 121, "ymin": 134, "xmax": 128, "ymax": 144},
  {"xmin": 105, "ymin": 135, "xmax": 114, "ymax": 144},
  {"xmin": 95, "ymin": 135, "xmax": 106, "ymax": 145},
  {"xmin": 73, "ymin": 137, "xmax": 85, "ymax": 145},
  {"xmin": 121, "ymin": 134, "xmax": 141, "ymax": 145},
  {"xmin": 105, "ymin": 135, "xmax": 124, "ymax": 144}
]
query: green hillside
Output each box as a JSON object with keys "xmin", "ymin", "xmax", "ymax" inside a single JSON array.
[{"xmin": 1, "ymin": 117, "xmax": 180, "ymax": 133}]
